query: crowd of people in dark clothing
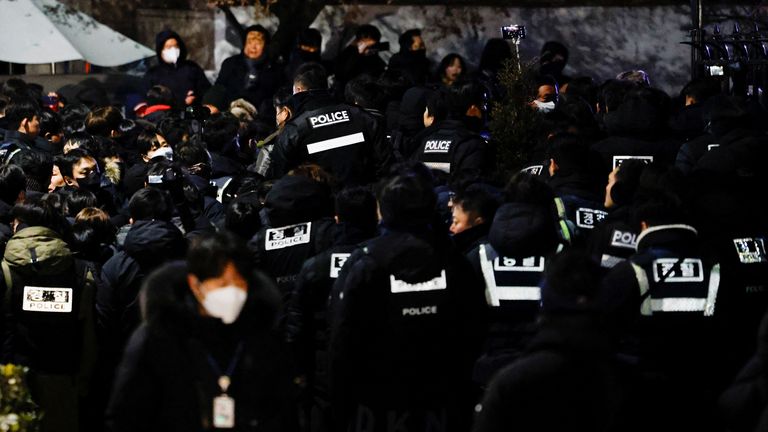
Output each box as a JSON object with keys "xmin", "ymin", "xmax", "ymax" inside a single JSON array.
[{"xmin": 1, "ymin": 19, "xmax": 768, "ymax": 432}]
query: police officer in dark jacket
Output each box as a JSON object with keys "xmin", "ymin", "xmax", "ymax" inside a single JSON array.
[
  {"xmin": 0, "ymin": 96, "xmax": 53, "ymax": 157},
  {"xmin": 545, "ymin": 133, "xmax": 606, "ymax": 245},
  {"xmin": 586, "ymin": 159, "xmax": 646, "ymax": 270},
  {"xmin": 216, "ymin": 25, "xmax": 283, "ymax": 113},
  {"xmin": 329, "ymin": 172, "xmax": 486, "ymax": 432},
  {"xmin": 601, "ymin": 193, "xmax": 723, "ymax": 431},
  {"xmin": 590, "ymin": 87, "xmax": 680, "ymax": 176},
  {"xmin": 286, "ymin": 186, "xmax": 378, "ymax": 432},
  {"xmin": 248, "ymin": 174, "xmax": 337, "ymax": 302},
  {"xmin": 415, "ymin": 83, "xmax": 491, "ymax": 176},
  {"xmin": 1, "ymin": 198, "xmax": 96, "ymax": 432},
  {"xmin": 269, "ymin": 63, "xmax": 392, "ymax": 186},
  {"xmin": 472, "ymin": 250, "xmax": 642, "ymax": 432},
  {"xmin": 106, "ymin": 232, "xmax": 298, "ymax": 432},
  {"xmin": 144, "ymin": 30, "xmax": 211, "ymax": 107},
  {"xmin": 467, "ymin": 173, "xmax": 564, "ymax": 385}
]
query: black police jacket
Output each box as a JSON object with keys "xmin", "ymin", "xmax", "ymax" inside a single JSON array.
[
  {"xmin": 269, "ymin": 92, "xmax": 392, "ymax": 186},
  {"xmin": 415, "ymin": 119, "xmax": 490, "ymax": 175},
  {"xmin": 329, "ymin": 227, "xmax": 486, "ymax": 432}
]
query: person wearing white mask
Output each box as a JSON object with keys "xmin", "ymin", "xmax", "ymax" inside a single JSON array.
[
  {"xmin": 106, "ymin": 232, "xmax": 299, "ymax": 432},
  {"xmin": 144, "ymin": 30, "xmax": 211, "ymax": 108}
]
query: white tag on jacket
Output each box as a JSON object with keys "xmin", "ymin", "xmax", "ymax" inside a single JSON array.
[
  {"xmin": 576, "ymin": 208, "xmax": 607, "ymax": 229},
  {"xmin": 610, "ymin": 230, "xmax": 638, "ymax": 249},
  {"xmin": 423, "ymin": 140, "xmax": 452, "ymax": 153},
  {"xmin": 612, "ymin": 155, "xmax": 653, "ymax": 169},
  {"xmin": 330, "ymin": 253, "xmax": 351, "ymax": 279},
  {"xmin": 213, "ymin": 395, "xmax": 235, "ymax": 428},
  {"xmin": 22, "ymin": 286, "xmax": 73, "ymax": 313},
  {"xmin": 493, "ymin": 256, "xmax": 545, "ymax": 272},
  {"xmin": 521, "ymin": 165, "xmax": 543, "ymax": 176},
  {"xmin": 390, "ymin": 270, "xmax": 447, "ymax": 294},
  {"xmin": 733, "ymin": 238, "xmax": 767, "ymax": 264},
  {"xmin": 265, "ymin": 222, "xmax": 312, "ymax": 251},
  {"xmin": 652, "ymin": 258, "xmax": 704, "ymax": 283}
]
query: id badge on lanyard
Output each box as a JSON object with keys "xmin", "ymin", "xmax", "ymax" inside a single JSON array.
[{"xmin": 207, "ymin": 343, "xmax": 244, "ymax": 429}]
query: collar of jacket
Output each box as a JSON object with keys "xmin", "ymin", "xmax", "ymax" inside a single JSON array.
[{"xmin": 635, "ymin": 224, "xmax": 698, "ymax": 252}]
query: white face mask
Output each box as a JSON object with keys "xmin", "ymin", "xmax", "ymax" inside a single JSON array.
[
  {"xmin": 148, "ymin": 146, "xmax": 173, "ymax": 161},
  {"xmin": 162, "ymin": 47, "xmax": 181, "ymax": 64},
  {"xmin": 202, "ymin": 286, "xmax": 248, "ymax": 324},
  {"xmin": 533, "ymin": 100, "xmax": 556, "ymax": 113}
]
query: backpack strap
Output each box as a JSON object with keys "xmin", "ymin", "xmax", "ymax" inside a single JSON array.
[{"xmin": 2, "ymin": 260, "xmax": 13, "ymax": 306}]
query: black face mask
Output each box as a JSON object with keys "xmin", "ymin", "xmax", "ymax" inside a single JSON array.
[{"xmin": 78, "ymin": 171, "xmax": 101, "ymax": 190}]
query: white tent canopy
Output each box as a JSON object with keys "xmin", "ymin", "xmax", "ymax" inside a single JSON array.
[{"xmin": 0, "ymin": 0, "xmax": 155, "ymax": 67}]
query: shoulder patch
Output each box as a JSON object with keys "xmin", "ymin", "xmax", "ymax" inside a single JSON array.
[
  {"xmin": 22, "ymin": 286, "xmax": 73, "ymax": 313},
  {"xmin": 265, "ymin": 222, "xmax": 312, "ymax": 251},
  {"xmin": 329, "ymin": 253, "xmax": 351, "ymax": 279},
  {"xmin": 493, "ymin": 256, "xmax": 545, "ymax": 272}
]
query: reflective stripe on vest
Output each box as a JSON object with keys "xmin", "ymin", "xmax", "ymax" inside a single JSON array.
[
  {"xmin": 479, "ymin": 244, "xmax": 542, "ymax": 307},
  {"xmin": 632, "ymin": 262, "xmax": 720, "ymax": 316}
]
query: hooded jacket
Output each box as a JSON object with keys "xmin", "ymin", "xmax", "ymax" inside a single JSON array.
[
  {"xmin": 1, "ymin": 226, "xmax": 95, "ymax": 374},
  {"xmin": 215, "ymin": 30, "xmax": 282, "ymax": 112},
  {"xmin": 106, "ymin": 261, "xmax": 298, "ymax": 432},
  {"xmin": 1, "ymin": 226, "xmax": 97, "ymax": 432},
  {"xmin": 144, "ymin": 30, "xmax": 211, "ymax": 106},
  {"xmin": 590, "ymin": 98, "xmax": 681, "ymax": 175},
  {"xmin": 97, "ymin": 220, "xmax": 187, "ymax": 357},
  {"xmin": 328, "ymin": 227, "xmax": 486, "ymax": 432},
  {"xmin": 248, "ymin": 176, "xmax": 336, "ymax": 301},
  {"xmin": 467, "ymin": 203, "xmax": 561, "ymax": 384}
]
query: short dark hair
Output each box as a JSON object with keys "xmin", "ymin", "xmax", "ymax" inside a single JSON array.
[
  {"xmin": 425, "ymin": 90, "xmax": 448, "ymax": 123},
  {"xmin": 597, "ymin": 79, "xmax": 636, "ymax": 113},
  {"xmin": 11, "ymin": 196, "xmax": 70, "ymax": 237},
  {"xmin": 63, "ymin": 132, "xmax": 99, "ymax": 156},
  {"xmin": 157, "ymin": 117, "xmax": 189, "ymax": 148},
  {"xmin": 174, "ymin": 141, "xmax": 209, "ymax": 169},
  {"xmin": 187, "ymin": 231, "xmax": 252, "ymax": 282},
  {"xmin": 129, "ymin": 187, "xmax": 173, "ymax": 221},
  {"xmin": 540, "ymin": 248, "xmax": 603, "ymax": 314},
  {"xmin": 452, "ymin": 184, "xmax": 500, "ymax": 223},
  {"xmin": 243, "ymin": 24, "xmax": 271, "ymax": 46},
  {"xmin": 60, "ymin": 103, "xmax": 90, "ymax": 135},
  {"xmin": 136, "ymin": 130, "xmax": 161, "ymax": 156},
  {"xmin": 398, "ymin": 29, "xmax": 421, "ymax": 52},
  {"xmin": 39, "ymin": 108, "xmax": 63, "ymax": 137},
  {"xmin": 378, "ymin": 173, "xmax": 436, "ymax": 229},
  {"xmin": 4, "ymin": 96, "xmax": 40, "ymax": 130},
  {"xmin": 297, "ymin": 28, "xmax": 321, "ymax": 48},
  {"xmin": 59, "ymin": 148, "xmax": 95, "ymax": 179},
  {"xmin": 85, "ymin": 106, "xmax": 123, "ymax": 137},
  {"xmin": 203, "ymin": 113, "xmax": 240, "ymax": 153},
  {"xmin": 631, "ymin": 192, "xmax": 686, "ymax": 228},
  {"xmin": 355, "ymin": 24, "xmax": 381, "ymax": 42},
  {"xmin": 293, "ymin": 62, "xmax": 328, "ymax": 91},
  {"xmin": 545, "ymin": 133, "xmax": 590, "ymax": 176},
  {"xmin": 682, "ymin": 76, "xmax": 721, "ymax": 104},
  {"xmin": 65, "ymin": 189, "xmax": 98, "ymax": 217},
  {"xmin": 335, "ymin": 186, "xmax": 377, "ymax": 234},
  {"xmin": 504, "ymin": 172, "xmax": 555, "ymax": 207},
  {"xmin": 146, "ymin": 85, "xmax": 175, "ymax": 107},
  {"xmin": 0, "ymin": 164, "xmax": 26, "ymax": 205},
  {"xmin": 344, "ymin": 74, "xmax": 381, "ymax": 110},
  {"xmin": 14, "ymin": 150, "xmax": 53, "ymax": 193}
]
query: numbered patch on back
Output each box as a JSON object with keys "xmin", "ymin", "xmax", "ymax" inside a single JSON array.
[
  {"xmin": 329, "ymin": 253, "xmax": 351, "ymax": 279},
  {"xmin": 576, "ymin": 208, "xmax": 607, "ymax": 229},
  {"xmin": 733, "ymin": 238, "xmax": 767, "ymax": 264},
  {"xmin": 612, "ymin": 155, "xmax": 653, "ymax": 169},
  {"xmin": 493, "ymin": 256, "xmax": 545, "ymax": 272},
  {"xmin": 652, "ymin": 258, "xmax": 704, "ymax": 283},
  {"xmin": 265, "ymin": 222, "xmax": 312, "ymax": 251},
  {"xmin": 22, "ymin": 286, "xmax": 73, "ymax": 313}
]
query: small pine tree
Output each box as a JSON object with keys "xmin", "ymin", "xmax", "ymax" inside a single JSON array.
[
  {"xmin": 0, "ymin": 364, "xmax": 42, "ymax": 432},
  {"xmin": 489, "ymin": 56, "xmax": 545, "ymax": 176}
]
